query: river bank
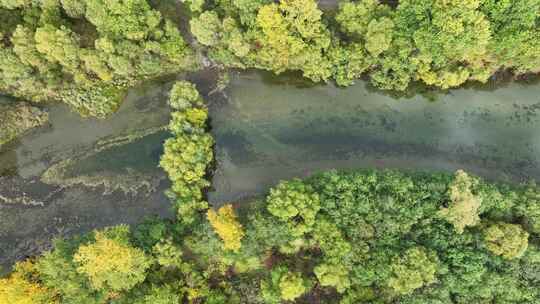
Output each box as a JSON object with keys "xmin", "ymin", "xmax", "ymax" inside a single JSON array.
[{"xmin": 2, "ymin": 67, "xmax": 540, "ymax": 272}]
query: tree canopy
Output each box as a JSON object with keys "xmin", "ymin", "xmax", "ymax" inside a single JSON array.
[
  {"xmin": 4, "ymin": 165, "xmax": 539, "ymax": 303},
  {"xmin": 191, "ymin": 0, "xmax": 540, "ymax": 90},
  {"xmin": 0, "ymin": 0, "xmax": 196, "ymax": 117}
]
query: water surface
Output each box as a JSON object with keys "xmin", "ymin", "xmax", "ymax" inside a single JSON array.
[
  {"xmin": 0, "ymin": 80, "xmax": 175, "ymax": 272},
  {"xmin": 2, "ymin": 69, "xmax": 540, "ymax": 271},
  {"xmin": 209, "ymin": 71, "xmax": 540, "ymax": 203}
]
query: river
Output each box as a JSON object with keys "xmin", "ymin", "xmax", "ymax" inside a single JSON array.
[
  {"xmin": 1, "ymin": 70, "xmax": 540, "ymax": 271},
  {"xmin": 208, "ymin": 71, "xmax": 540, "ymax": 203}
]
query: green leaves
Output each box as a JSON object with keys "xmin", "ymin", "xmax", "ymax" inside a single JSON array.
[
  {"xmin": 160, "ymin": 81, "xmax": 212, "ymax": 224},
  {"xmin": 438, "ymin": 170, "xmax": 482, "ymax": 234},
  {"xmin": 314, "ymin": 263, "xmax": 351, "ymax": 293},
  {"xmin": 365, "ymin": 17, "xmax": 394, "ymax": 57},
  {"xmin": 0, "ymin": 1, "xmax": 195, "ymax": 117},
  {"xmin": 191, "ymin": 0, "xmax": 333, "ymax": 82},
  {"xmin": 266, "ymin": 178, "xmax": 320, "ymax": 236},
  {"xmin": 261, "ymin": 266, "xmax": 311, "ymax": 303},
  {"xmin": 190, "ymin": 11, "xmax": 221, "ymax": 47},
  {"xmin": 387, "ymin": 247, "xmax": 439, "ymax": 295},
  {"xmin": 483, "ymin": 222, "xmax": 529, "ymax": 260},
  {"xmin": 5, "ymin": 166, "xmax": 540, "ymax": 303},
  {"xmin": 85, "ymin": 0, "xmax": 161, "ymax": 40},
  {"xmin": 191, "ymin": 0, "xmax": 540, "ymax": 90}
]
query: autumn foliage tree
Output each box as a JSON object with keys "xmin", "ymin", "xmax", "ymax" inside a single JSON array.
[
  {"xmin": 483, "ymin": 222, "xmax": 529, "ymax": 260},
  {"xmin": 73, "ymin": 225, "xmax": 151, "ymax": 292},
  {"xmin": 207, "ymin": 204, "xmax": 245, "ymax": 252},
  {"xmin": 0, "ymin": 261, "xmax": 56, "ymax": 304},
  {"xmin": 438, "ymin": 170, "xmax": 482, "ymax": 233}
]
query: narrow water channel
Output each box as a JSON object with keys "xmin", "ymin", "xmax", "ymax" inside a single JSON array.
[{"xmin": 209, "ymin": 71, "xmax": 540, "ymax": 203}]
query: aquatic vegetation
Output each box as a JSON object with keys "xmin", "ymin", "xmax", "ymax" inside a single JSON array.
[
  {"xmin": 1, "ymin": 1, "xmax": 540, "ymax": 297},
  {"xmin": 0, "ymin": 102, "xmax": 48, "ymax": 146},
  {"xmin": 41, "ymin": 127, "xmax": 167, "ymax": 195},
  {"xmin": 2, "ymin": 83, "xmax": 540, "ymax": 303}
]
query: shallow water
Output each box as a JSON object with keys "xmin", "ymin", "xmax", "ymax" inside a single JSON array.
[
  {"xmin": 2, "ymin": 69, "xmax": 540, "ymax": 271},
  {"xmin": 0, "ymin": 69, "xmax": 219, "ymax": 272},
  {"xmin": 208, "ymin": 71, "xmax": 540, "ymax": 203},
  {"xmin": 0, "ymin": 80, "xmax": 175, "ymax": 272}
]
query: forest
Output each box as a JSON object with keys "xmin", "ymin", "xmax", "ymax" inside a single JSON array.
[
  {"xmin": 0, "ymin": 0, "xmax": 539, "ymax": 123},
  {"xmin": 2, "ymin": 82, "xmax": 540, "ymax": 304},
  {"xmin": 190, "ymin": 0, "xmax": 540, "ymax": 89},
  {"xmin": 1, "ymin": 0, "xmax": 540, "ymax": 303}
]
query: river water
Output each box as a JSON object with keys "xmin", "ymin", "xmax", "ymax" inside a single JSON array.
[
  {"xmin": 0, "ymin": 80, "xmax": 175, "ymax": 272},
  {"xmin": 208, "ymin": 71, "xmax": 540, "ymax": 203},
  {"xmin": 1, "ymin": 70, "xmax": 540, "ymax": 271}
]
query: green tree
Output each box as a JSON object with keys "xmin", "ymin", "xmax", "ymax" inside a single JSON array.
[
  {"xmin": 84, "ymin": 0, "xmax": 161, "ymax": 40},
  {"xmin": 438, "ymin": 170, "xmax": 482, "ymax": 234},
  {"xmin": 60, "ymin": 0, "xmax": 86, "ymax": 18},
  {"xmin": 278, "ymin": 272, "xmax": 308, "ymax": 301},
  {"xmin": 0, "ymin": 0, "xmax": 195, "ymax": 118},
  {"xmin": 190, "ymin": 11, "xmax": 221, "ymax": 47},
  {"xmin": 34, "ymin": 25, "xmax": 81, "ymax": 70},
  {"xmin": 481, "ymin": 0, "xmax": 540, "ymax": 73},
  {"xmin": 314, "ymin": 263, "xmax": 351, "ymax": 293},
  {"xmin": 387, "ymin": 247, "xmax": 439, "ymax": 295},
  {"xmin": 261, "ymin": 266, "xmax": 310, "ymax": 303},
  {"xmin": 365, "ymin": 17, "xmax": 394, "ymax": 57},
  {"xmin": 266, "ymin": 178, "xmax": 320, "ymax": 236},
  {"xmin": 253, "ymin": 0, "xmax": 332, "ymax": 81},
  {"xmin": 483, "ymin": 222, "xmax": 529, "ymax": 259}
]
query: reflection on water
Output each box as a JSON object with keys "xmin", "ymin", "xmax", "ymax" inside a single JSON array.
[{"xmin": 208, "ymin": 71, "xmax": 540, "ymax": 203}]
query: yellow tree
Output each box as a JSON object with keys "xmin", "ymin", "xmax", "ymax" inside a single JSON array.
[
  {"xmin": 484, "ymin": 222, "xmax": 529, "ymax": 260},
  {"xmin": 207, "ymin": 204, "xmax": 245, "ymax": 252},
  {"xmin": 0, "ymin": 260, "xmax": 57, "ymax": 304},
  {"xmin": 438, "ymin": 170, "xmax": 482, "ymax": 234},
  {"xmin": 73, "ymin": 225, "xmax": 151, "ymax": 292}
]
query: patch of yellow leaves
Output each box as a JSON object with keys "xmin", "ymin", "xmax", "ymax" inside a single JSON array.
[
  {"xmin": 0, "ymin": 261, "xmax": 56, "ymax": 304},
  {"xmin": 207, "ymin": 204, "xmax": 245, "ymax": 252}
]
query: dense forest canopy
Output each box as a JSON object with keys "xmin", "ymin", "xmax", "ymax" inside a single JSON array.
[
  {"xmin": 191, "ymin": 0, "xmax": 540, "ymax": 89},
  {"xmin": 1, "ymin": 169, "xmax": 539, "ymax": 303},
  {"xmin": 0, "ymin": 0, "xmax": 539, "ymax": 121},
  {"xmin": 0, "ymin": 0, "xmax": 196, "ymax": 117},
  {"xmin": 2, "ymin": 83, "xmax": 540, "ymax": 304}
]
